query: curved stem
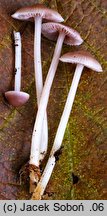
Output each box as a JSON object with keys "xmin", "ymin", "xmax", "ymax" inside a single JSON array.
[
  {"xmin": 34, "ymin": 16, "xmax": 48, "ymax": 163},
  {"xmin": 14, "ymin": 31, "xmax": 21, "ymax": 91},
  {"xmin": 31, "ymin": 64, "xmax": 84, "ymax": 199},
  {"xmin": 29, "ymin": 32, "xmax": 65, "ymax": 167}
]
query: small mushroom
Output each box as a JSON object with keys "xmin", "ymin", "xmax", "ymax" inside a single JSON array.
[
  {"xmin": 30, "ymin": 22, "xmax": 83, "ymax": 188},
  {"xmin": 31, "ymin": 50, "xmax": 102, "ymax": 200},
  {"xmin": 5, "ymin": 31, "xmax": 29, "ymax": 107},
  {"xmin": 12, "ymin": 4, "xmax": 64, "ymax": 168}
]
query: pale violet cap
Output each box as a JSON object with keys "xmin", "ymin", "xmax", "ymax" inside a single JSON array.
[
  {"xmin": 42, "ymin": 22, "xmax": 83, "ymax": 45},
  {"xmin": 60, "ymin": 51, "xmax": 103, "ymax": 72},
  {"xmin": 5, "ymin": 91, "xmax": 30, "ymax": 107},
  {"xmin": 11, "ymin": 4, "xmax": 64, "ymax": 22}
]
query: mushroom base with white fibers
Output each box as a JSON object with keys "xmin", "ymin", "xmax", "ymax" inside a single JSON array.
[
  {"xmin": 29, "ymin": 164, "xmax": 41, "ymax": 193},
  {"xmin": 29, "ymin": 32, "xmax": 65, "ymax": 187},
  {"xmin": 31, "ymin": 64, "xmax": 84, "ymax": 199},
  {"xmin": 31, "ymin": 156, "xmax": 55, "ymax": 200}
]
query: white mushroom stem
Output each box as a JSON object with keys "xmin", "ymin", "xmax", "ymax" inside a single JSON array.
[
  {"xmin": 14, "ymin": 31, "xmax": 21, "ymax": 92},
  {"xmin": 51, "ymin": 64, "xmax": 84, "ymax": 153},
  {"xmin": 29, "ymin": 32, "xmax": 65, "ymax": 168},
  {"xmin": 34, "ymin": 16, "xmax": 48, "ymax": 162},
  {"xmin": 32, "ymin": 156, "xmax": 55, "ymax": 200},
  {"xmin": 34, "ymin": 16, "xmax": 42, "ymax": 103},
  {"xmin": 31, "ymin": 64, "xmax": 84, "ymax": 199}
]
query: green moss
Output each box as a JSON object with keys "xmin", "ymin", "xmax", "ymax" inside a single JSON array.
[
  {"xmin": 84, "ymin": 41, "xmax": 107, "ymax": 69},
  {"xmin": 0, "ymin": 109, "xmax": 17, "ymax": 131}
]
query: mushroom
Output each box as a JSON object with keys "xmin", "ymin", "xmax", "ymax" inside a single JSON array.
[
  {"xmin": 29, "ymin": 22, "xmax": 83, "ymax": 188},
  {"xmin": 5, "ymin": 31, "xmax": 29, "ymax": 107},
  {"xmin": 11, "ymin": 4, "xmax": 64, "ymax": 165},
  {"xmin": 31, "ymin": 50, "xmax": 102, "ymax": 199}
]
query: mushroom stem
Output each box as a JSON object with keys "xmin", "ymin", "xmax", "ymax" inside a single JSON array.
[
  {"xmin": 34, "ymin": 16, "xmax": 42, "ymax": 102},
  {"xmin": 14, "ymin": 31, "xmax": 21, "ymax": 91},
  {"xmin": 31, "ymin": 63, "xmax": 84, "ymax": 199},
  {"xmin": 34, "ymin": 16, "xmax": 48, "ymax": 162},
  {"xmin": 31, "ymin": 156, "xmax": 55, "ymax": 200},
  {"xmin": 4, "ymin": 31, "xmax": 30, "ymax": 107},
  {"xmin": 29, "ymin": 32, "xmax": 65, "ymax": 171},
  {"xmin": 51, "ymin": 64, "xmax": 84, "ymax": 153}
]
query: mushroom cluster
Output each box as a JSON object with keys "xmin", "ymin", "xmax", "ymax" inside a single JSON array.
[{"xmin": 8, "ymin": 3, "xmax": 102, "ymax": 199}]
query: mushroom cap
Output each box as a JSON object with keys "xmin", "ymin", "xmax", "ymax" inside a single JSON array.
[
  {"xmin": 11, "ymin": 4, "xmax": 64, "ymax": 23},
  {"xmin": 5, "ymin": 91, "xmax": 30, "ymax": 107},
  {"xmin": 42, "ymin": 22, "xmax": 83, "ymax": 45},
  {"xmin": 60, "ymin": 51, "xmax": 103, "ymax": 72}
]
